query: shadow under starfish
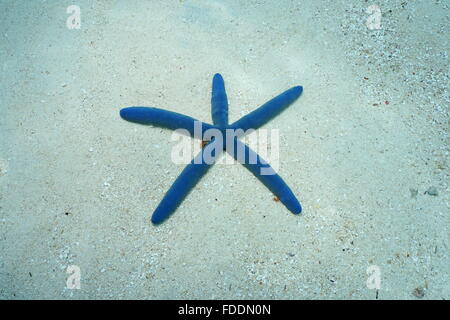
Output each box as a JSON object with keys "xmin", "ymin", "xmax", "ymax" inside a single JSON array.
[{"xmin": 120, "ymin": 74, "xmax": 303, "ymax": 224}]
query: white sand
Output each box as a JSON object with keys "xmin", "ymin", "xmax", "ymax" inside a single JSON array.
[{"xmin": 0, "ymin": 0, "xmax": 448, "ymax": 299}]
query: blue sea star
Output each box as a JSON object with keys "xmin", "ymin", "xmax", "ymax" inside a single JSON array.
[{"xmin": 120, "ymin": 74, "xmax": 303, "ymax": 224}]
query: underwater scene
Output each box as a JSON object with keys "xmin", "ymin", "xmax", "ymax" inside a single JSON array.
[{"xmin": 0, "ymin": 0, "xmax": 448, "ymax": 300}]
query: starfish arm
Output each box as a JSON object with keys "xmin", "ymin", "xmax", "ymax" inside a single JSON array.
[
  {"xmin": 211, "ymin": 73, "xmax": 229, "ymax": 127},
  {"xmin": 120, "ymin": 106, "xmax": 215, "ymax": 139},
  {"xmin": 226, "ymin": 138, "xmax": 302, "ymax": 215},
  {"xmin": 229, "ymin": 86, "xmax": 303, "ymax": 133},
  {"xmin": 151, "ymin": 140, "xmax": 222, "ymax": 224}
]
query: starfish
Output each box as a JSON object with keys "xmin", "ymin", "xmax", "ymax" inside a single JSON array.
[{"xmin": 120, "ymin": 74, "xmax": 303, "ymax": 224}]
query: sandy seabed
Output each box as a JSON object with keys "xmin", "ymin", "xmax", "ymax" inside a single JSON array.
[{"xmin": 0, "ymin": 0, "xmax": 448, "ymax": 299}]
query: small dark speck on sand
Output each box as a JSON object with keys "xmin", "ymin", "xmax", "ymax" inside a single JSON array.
[
  {"xmin": 424, "ymin": 186, "xmax": 438, "ymax": 196},
  {"xmin": 413, "ymin": 287, "xmax": 425, "ymax": 298}
]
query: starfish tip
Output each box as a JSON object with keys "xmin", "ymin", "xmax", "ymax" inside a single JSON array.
[
  {"xmin": 119, "ymin": 107, "xmax": 132, "ymax": 119},
  {"xmin": 151, "ymin": 214, "xmax": 165, "ymax": 225},
  {"xmin": 289, "ymin": 199, "xmax": 302, "ymax": 215},
  {"xmin": 213, "ymin": 73, "xmax": 223, "ymax": 81},
  {"xmin": 294, "ymin": 85, "xmax": 303, "ymax": 96}
]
